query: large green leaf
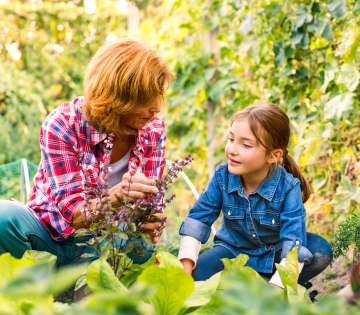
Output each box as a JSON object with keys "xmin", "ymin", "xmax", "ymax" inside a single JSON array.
[
  {"xmin": 86, "ymin": 257, "xmax": 128, "ymax": 294},
  {"xmin": 183, "ymin": 272, "xmax": 221, "ymax": 309},
  {"xmin": 138, "ymin": 262, "xmax": 194, "ymax": 315}
]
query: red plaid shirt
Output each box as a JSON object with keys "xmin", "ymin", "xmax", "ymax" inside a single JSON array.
[{"xmin": 27, "ymin": 96, "xmax": 166, "ymax": 242}]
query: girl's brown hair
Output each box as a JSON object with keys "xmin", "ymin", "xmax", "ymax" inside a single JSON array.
[
  {"xmin": 231, "ymin": 103, "xmax": 310, "ymax": 202},
  {"xmin": 83, "ymin": 39, "xmax": 174, "ymax": 135}
]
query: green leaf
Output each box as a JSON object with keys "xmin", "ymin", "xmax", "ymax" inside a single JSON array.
[
  {"xmin": 292, "ymin": 4, "xmax": 312, "ymax": 30},
  {"xmin": 144, "ymin": 251, "xmax": 184, "ymax": 269},
  {"xmin": 355, "ymin": 0, "xmax": 360, "ymax": 14},
  {"xmin": 222, "ymin": 254, "xmax": 248, "ymax": 270},
  {"xmin": 183, "ymin": 272, "xmax": 221, "ymax": 308},
  {"xmin": 222, "ymin": 254, "xmax": 264, "ymax": 280},
  {"xmin": 290, "ymin": 32, "xmax": 304, "ymax": 45},
  {"xmin": 239, "ymin": 14, "xmax": 253, "ymax": 35},
  {"xmin": 22, "ymin": 250, "xmax": 57, "ymax": 267},
  {"xmin": 324, "ymin": 92, "xmax": 354, "ymax": 119},
  {"xmin": 343, "ymin": 33, "xmax": 360, "ymax": 63},
  {"xmin": 206, "ymin": 75, "xmax": 238, "ymax": 101},
  {"xmin": 320, "ymin": 66, "xmax": 337, "ymax": 92},
  {"xmin": 327, "ymin": 0, "xmax": 348, "ymax": 18},
  {"xmin": 138, "ymin": 264, "xmax": 194, "ymax": 315},
  {"xmin": 275, "ymin": 247, "xmax": 300, "ymax": 300},
  {"xmin": 48, "ymin": 264, "xmax": 88, "ymax": 295},
  {"xmin": 1, "ymin": 260, "xmax": 86, "ymax": 297},
  {"xmin": 0, "ymin": 253, "xmax": 34, "ymax": 287},
  {"xmin": 86, "ymin": 257, "xmax": 128, "ymax": 294},
  {"xmin": 338, "ymin": 63, "xmax": 360, "ymax": 91},
  {"xmin": 312, "ymin": 170, "xmax": 328, "ymax": 190},
  {"xmin": 273, "ymin": 42, "xmax": 285, "ymax": 67}
]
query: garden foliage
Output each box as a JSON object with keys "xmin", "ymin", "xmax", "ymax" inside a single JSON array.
[{"xmin": 0, "ymin": 249, "xmax": 359, "ymax": 314}]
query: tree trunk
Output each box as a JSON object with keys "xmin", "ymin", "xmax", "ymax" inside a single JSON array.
[{"xmin": 204, "ymin": 0, "xmax": 219, "ymax": 179}]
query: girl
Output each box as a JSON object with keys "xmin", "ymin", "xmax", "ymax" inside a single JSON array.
[{"xmin": 178, "ymin": 103, "xmax": 332, "ymax": 287}]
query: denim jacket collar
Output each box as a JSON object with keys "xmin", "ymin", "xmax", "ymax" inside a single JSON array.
[{"xmin": 227, "ymin": 166, "xmax": 282, "ymax": 201}]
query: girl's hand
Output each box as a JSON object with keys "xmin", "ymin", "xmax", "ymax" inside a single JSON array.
[
  {"xmin": 180, "ymin": 258, "xmax": 194, "ymax": 275},
  {"xmin": 109, "ymin": 171, "xmax": 158, "ymax": 202},
  {"xmin": 138, "ymin": 212, "xmax": 167, "ymax": 244}
]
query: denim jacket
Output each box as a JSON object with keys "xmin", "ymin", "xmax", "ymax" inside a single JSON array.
[{"xmin": 179, "ymin": 163, "xmax": 313, "ymax": 273}]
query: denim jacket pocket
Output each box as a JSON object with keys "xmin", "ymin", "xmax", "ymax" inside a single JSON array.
[
  {"xmin": 259, "ymin": 212, "xmax": 280, "ymax": 231},
  {"xmin": 223, "ymin": 204, "xmax": 245, "ymax": 231},
  {"xmin": 222, "ymin": 204, "xmax": 245, "ymax": 219}
]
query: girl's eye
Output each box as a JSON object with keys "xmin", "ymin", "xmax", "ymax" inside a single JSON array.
[
  {"xmin": 243, "ymin": 144, "xmax": 252, "ymax": 148},
  {"xmin": 228, "ymin": 137, "xmax": 234, "ymax": 142}
]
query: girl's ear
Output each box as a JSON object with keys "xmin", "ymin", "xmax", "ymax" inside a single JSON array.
[{"xmin": 268, "ymin": 149, "xmax": 283, "ymax": 164}]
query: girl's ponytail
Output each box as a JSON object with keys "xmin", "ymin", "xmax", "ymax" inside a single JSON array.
[{"xmin": 283, "ymin": 153, "xmax": 310, "ymax": 203}]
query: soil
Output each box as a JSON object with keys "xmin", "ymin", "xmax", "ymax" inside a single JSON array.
[{"xmin": 310, "ymin": 253, "xmax": 354, "ymax": 298}]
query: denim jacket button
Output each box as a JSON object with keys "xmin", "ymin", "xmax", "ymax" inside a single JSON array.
[
  {"xmin": 272, "ymin": 218, "xmax": 275, "ymax": 224},
  {"xmin": 295, "ymin": 240, "xmax": 300, "ymax": 245},
  {"xmin": 228, "ymin": 211, "xmax": 231, "ymax": 216},
  {"xmin": 252, "ymin": 234, "xmax": 256, "ymax": 238}
]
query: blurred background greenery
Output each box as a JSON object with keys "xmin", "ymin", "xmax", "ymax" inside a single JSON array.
[{"xmin": 0, "ymin": 0, "xmax": 359, "ymax": 247}]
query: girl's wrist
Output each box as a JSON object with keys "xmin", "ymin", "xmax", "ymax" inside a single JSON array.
[{"xmin": 181, "ymin": 258, "xmax": 195, "ymax": 274}]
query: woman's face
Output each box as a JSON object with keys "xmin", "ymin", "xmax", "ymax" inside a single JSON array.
[{"xmin": 124, "ymin": 100, "xmax": 162, "ymax": 130}]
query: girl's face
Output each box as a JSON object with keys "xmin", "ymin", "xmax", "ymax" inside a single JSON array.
[
  {"xmin": 225, "ymin": 118, "xmax": 272, "ymax": 179},
  {"xmin": 124, "ymin": 100, "xmax": 162, "ymax": 130}
]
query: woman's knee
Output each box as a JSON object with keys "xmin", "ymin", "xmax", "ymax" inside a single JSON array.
[{"xmin": 0, "ymin": 200, "xmax": 24, "ymax": 229}]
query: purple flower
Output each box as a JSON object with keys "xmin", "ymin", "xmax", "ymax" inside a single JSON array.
[{"xmin": 80, "ymin": 136, "xmax": 193, "ymax": 278}]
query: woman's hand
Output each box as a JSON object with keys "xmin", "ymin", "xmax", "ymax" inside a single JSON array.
[
  {"xmin": 109, "ymin": 171, "xmax": 159, "ymax": 203},
  {"xmin": 138, "ymin": 212, "xmax": 167, "ymax": 244}
]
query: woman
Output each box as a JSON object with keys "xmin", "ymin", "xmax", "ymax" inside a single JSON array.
[{"xmin": 0, "ymin": 39, "xmax": 173, "ymax": 266}]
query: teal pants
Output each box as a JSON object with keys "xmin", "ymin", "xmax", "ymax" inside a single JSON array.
[{"xmin": 0, "ymin": 200, "xmax": 154, "ymax": 267}]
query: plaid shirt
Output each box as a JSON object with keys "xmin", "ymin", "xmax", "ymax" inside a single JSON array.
[{"xmin": 27, "ymin": 96, "xmax": 166, "ymax": 242}]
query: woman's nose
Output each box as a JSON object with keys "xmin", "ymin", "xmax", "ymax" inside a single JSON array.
[{"xmin": 150, "ymin": 101, "xmax": 162, "ymax": 114}]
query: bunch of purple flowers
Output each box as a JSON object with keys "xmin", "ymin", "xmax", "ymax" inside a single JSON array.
[{"xmin": 79, "ymin": 134, "xmax": 194, "ymax": 277}]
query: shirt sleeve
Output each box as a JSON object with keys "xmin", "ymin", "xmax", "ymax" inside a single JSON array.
[
  {"xmin": 179, "ymin": 173, "xmax": 222, "ymax": 244},
  {"xmin": 178, "ymin": 235, "xmax": 202, "ymax": 268},
  {"xmin": 280, "ymin": 182, "xmax": 313, "ymax": 263},
  {"xmin": 36, "ymin": 111, "xmax": 84, "ymax": 240},
  {"xmin": 141, "ymin": 118, "xmax": 166, "ymax": 180}
]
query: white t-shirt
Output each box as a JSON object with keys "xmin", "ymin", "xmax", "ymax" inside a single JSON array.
[{"xmin": 108, "ymin": 150, "xmax": 131, "ymax": 188}]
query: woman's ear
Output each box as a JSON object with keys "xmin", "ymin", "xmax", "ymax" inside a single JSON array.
[{"xmin": 268, "ymin": 149, "xmax": 283, "ymax": 164}]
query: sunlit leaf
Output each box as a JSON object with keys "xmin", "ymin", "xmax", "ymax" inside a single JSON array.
[
  {"xmin": 337, "ymin": 63, "xmax": 360, "ymax": 91},
  {"xmin": 324, "ymin": 92, "xmax": 353, "ymax": 119},
  {"xmin": 138, "ymin": 264, "xmax": 194, "ymax": 315},
  {"xmin": 183, "ymin": 272, "xmax": 220, "ymax": 308},
  {"xmin": 327, "ymin": 0, "xmax": 348, "ymax": 18}
]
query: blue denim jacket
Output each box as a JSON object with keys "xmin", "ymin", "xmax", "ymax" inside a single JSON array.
[{"xmin": 179, "ymin": 163, "xmax": 313, "ymax": 273}]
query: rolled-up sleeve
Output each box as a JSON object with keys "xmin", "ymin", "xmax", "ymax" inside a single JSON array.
[
  {"xmin": 280, "ymin": 182, "xmax": 313, "ymax": 264},
  {"xmin": 179, "ymin": 217, "xmax": 212, "ymax": 244}
]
